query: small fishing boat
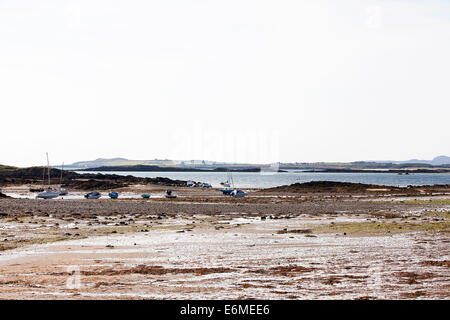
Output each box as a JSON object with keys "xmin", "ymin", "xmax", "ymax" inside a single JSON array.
[
  {"xmin": 109, "ymin": 191, "xmax": 119, "ymax": 199},
  {"xmin": 231, "ymin": 189, "xmax": 247, "ymax": 197},
  {"xmin": 37, "ymin": 189, "xmax": 59, "ymax": 199},
  {"xmin": 84, "ymin": 191, "xmax": 101, "ymax": 199},
  {"xmin": 186, "ymin": 180, "xmax": 195, "ymax": 187},
  {"xmin": 165, "ymin": 190, "xmax": 177, "ymax": 199},
  {"xmin": 141, "ymin": 194, "xmax": 151, "ymax": 199},
  {"xmin": 220, "ymin": 170, "xmax": 233, "ymax": 187},
  {"xmin": 221, "ymin": 189, "xmax": 233, "ymax": 195}
]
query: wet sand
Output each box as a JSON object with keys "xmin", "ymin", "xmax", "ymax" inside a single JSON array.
[{"xmin": 0, "ymin": 186, "xmax": 449, "ymax": 299}]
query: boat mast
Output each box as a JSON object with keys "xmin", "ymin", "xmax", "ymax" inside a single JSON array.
[
  {"xmin": 230, "ymin": 170, "xmax": 234, "ymax": 189},
  {"xmin": 60, "ymin": 162, "xmax": 64, "ymax": 185},
  {"xmin": 46, "ymin": 152, "xmax": 51, "ymax": 186}
]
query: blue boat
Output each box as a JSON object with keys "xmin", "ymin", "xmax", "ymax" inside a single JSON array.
[
  {"xmin": 108, "ymin": 192, "xmax": 119, "ymax": 199},
  {"xmin": 141, "ymin": 194, "xmax": 151, "ymax": 199},
  {"xmin": 221, "ymin": 189, "xmax": 233, "ymax": 195}
]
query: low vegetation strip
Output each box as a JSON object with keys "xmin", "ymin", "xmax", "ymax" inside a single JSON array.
[
  {"xmin": 263, "ymin": 181, "xmax": 450, "ymax": 195},
  {"xmin": 312, "ymin": 221, "xmax": 450, "ymax": 235}
]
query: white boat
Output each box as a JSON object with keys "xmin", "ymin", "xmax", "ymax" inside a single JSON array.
[
  {"xmin": 231, "ymin": 189, "xmax": 247, "ymax": 197},
  {"xmin": 220, "ymin": 170, "xmax": 233, "ymax": 187},
  {"xmin": 186, "ymin": 180, "xmax": 195, "ymax": 187},
  {"xmin": 85, "ymin": 191, "xmax": 101, "ymax": 199}
]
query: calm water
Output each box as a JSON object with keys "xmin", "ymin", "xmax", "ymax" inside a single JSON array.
[{"xmin": 78, "ymin": 171, "xmax": 450, "ymax": 188}]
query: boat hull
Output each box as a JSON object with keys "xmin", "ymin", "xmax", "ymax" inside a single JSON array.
[
  {"xmin": 84, "ymin": 192, "xmax": 101, "ymax": 199},
  {"xmin": 109, "ymin": 192, "xmax": 119, "ymax": 199},
  {"xmin": 36, "ymin": 191, "xmax": 59, "ymax": 199}
]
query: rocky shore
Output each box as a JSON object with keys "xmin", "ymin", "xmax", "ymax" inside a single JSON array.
[
  {"xmin": 0, "ymin": 177, "xmax": 448, "ymax": 300},
  {"xmin": 0, "ymin": 166, "xmax": 190, "ymax": 190}
]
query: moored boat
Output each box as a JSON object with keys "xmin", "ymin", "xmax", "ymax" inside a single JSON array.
[
  {"xmin": 109, "ymin": 191, "xmax": 119, "ymax": 199},
  {"xmin": 84, "ymin": 191, "xmax": 101, "ymax": 199},
  {"xmin": 231, "ymin": 189, "xmax": 247, "ymax": 197},
  {"xmin": 220, "ymin": 170, "xmax": 233, "ymax": 187},
  {"xmin": 35, "ymin": 153, "xmax": 60, "ymax": 199},
  {"xmin": 186, "ymin": 180, "xmax": 195, "ymax": 187},
  {"xmin": 165, "ymin": 190, "xmax": 177, "ymax": 198},
  {"xmin": 37, "ymin": 189, "xmax": 59, "ymax": 199},
  {"xmin": 221, "ymin": 189, "xmax": 233, "ymax": 195},
  {"xmin": 58, "ymin": 162, "xmax": 68, "ymax": 196}
]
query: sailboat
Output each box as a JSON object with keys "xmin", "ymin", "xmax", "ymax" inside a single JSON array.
[
  {"xmin": 36, "ymin": 153, "xmax": 60, "ymax": 199},
  {"xmin": 220, "ymin": 170, "xmax": 232, "ymax": 187},
  {"xmin": 58, "ymin": 162, "xmax": 68, "ymax": 196},
  {"xmin": 221, "ymin": 170, "xmax": 235, "ymax": 195},
  {"xmin": 220, "ymin": 170, "xmax": 247, "ymax": 197}
]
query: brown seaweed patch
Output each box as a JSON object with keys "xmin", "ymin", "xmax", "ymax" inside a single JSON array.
[
  {"xmin": 277, "ymin": 229, "xmax": 313, "ymax": 234},
  {"xmin": 395, "ymin": 271, "xmax": 437, "ymax": 284},
  {"xmin": 420, "ymin": 260, "xmax": 450, "ymax": 268},
  {"xmin": 400, "ymin": 291, "xmax": 427, "ymax": 298},
  {"xmin": 249, "ymin": 265, "xmax": 315, "ymax": 276},
  {"xmin": 323, "ymin": 276, "xmax": 342, "ymax": 285},
  {"xmin": 54, "ymin": 265, "xmax": 237, "ymax": 277}
]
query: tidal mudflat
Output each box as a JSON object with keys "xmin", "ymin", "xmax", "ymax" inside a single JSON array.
[{"xmin": 0, "ymin": 186, "xmax": 448, "ymax": 299}]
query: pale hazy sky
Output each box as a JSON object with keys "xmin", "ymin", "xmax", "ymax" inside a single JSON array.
[{"xmin": 1, "ymin": 0, "xmax": 449, "ymax": 166}]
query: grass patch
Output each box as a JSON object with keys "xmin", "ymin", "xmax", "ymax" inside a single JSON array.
[
  {"xmin": 422, "ymin": 211, "xmax": 450, "ymax": 219},
  {"xmin": 312, "ymin": 221, "xmax": 450, "ymax": 235},
  {"xmin": 393, "ymin": 199, "xmax": 450, "ymax": 205}
]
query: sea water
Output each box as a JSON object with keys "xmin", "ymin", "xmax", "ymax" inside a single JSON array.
[{"xmin": 77, "ymin": 171, "xmax": 450, "ymax": 188}]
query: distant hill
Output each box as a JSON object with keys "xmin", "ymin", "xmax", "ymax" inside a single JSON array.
[
  {"xmin": 78, "ymin": 165, "xmax": 264, "ymax": 172},
  {"xmin": 67, "ymin": 155, "xmax": 450, "ymax": 170},
  {"xmin": 69, "ymin": 158, "xmax": 160, "ymax": 168},
  {"xmin": 389, "ymin": 156, "xmax": 450, "ymax": 166},
  {"xmin": 67, "ymin": 158, "xmax": 254, "ymax": 169},
  {"xmin": 430, "ymin": 156, "xmax": 450, "ymax": 165}
]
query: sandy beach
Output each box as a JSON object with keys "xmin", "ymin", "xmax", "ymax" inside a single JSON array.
[{"xmin": 0, "ymin": 184, "xmax": 449, "ymax": 300}]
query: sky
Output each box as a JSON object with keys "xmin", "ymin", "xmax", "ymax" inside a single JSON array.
[{"xmin": 1, "ymin": 0, "xmax": 449, "ymax": 166}]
